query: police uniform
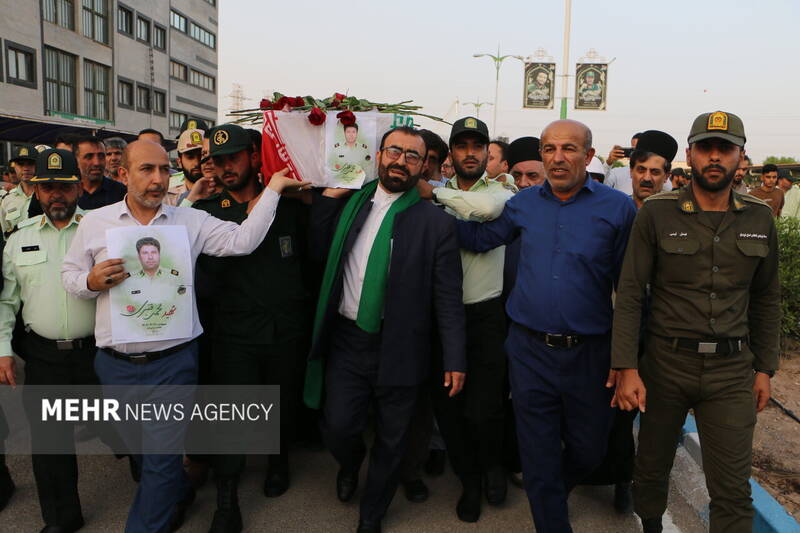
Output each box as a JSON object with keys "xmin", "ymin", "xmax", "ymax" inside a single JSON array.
[
  {"xmin": 612, "ymin": 112, "xmax": 780, "ymax": 533},
  {"xmin": 193, "ymin": 124, "xmax": 311, "ymax": 531},
  {"xmin": 329, "ymin": 141, "xmax": 372, "ymax": 172},
  {"xmin": 0, "ymin": 144, "xmax": 37, "ymax": 235},
  {"xmin": 0, "ymin": 149, "xmax": 96, "ymax": 531}
]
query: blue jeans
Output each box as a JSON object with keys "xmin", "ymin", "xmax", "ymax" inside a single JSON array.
[{"xmin": 95, "ymin": 342, "xmax": 197, "ymax": 533}]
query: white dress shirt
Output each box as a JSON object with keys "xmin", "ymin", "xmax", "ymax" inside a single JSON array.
[
  {"xmin": 338, "ymin": 185, "xmax": 402, "ymax": 320},
  {"xmin": 62, "ymin": 190, "xmax": 280, "ymax": 353}
]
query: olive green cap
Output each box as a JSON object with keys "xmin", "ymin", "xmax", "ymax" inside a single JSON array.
[
  {"xmin": 688, "ymin": 111, "xmax": 746, "ymax": 147},
  {"xmin": 208, "ymin": 124, "xmax": 252, "ymax": 158}
]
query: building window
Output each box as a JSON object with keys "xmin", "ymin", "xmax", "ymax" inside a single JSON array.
[
  {"xmin": 189, "ymin": 69, "xmax": 215, "ymax": 92},
  {"xmin": 170, "ymin": 10, "xmax": 186, "ymax": 32},
  {"xmin": 136, "ymin": 84, "xmax": 151, "ymax": 112},
  {"xmin": 6, "ymin": 44, "xmax": 36, "ymax": 88},
  {"xmin": 170, "ymin": 60, "xmax": 187, "ymax": 81},
  {"xmin": 136, "ymin": 16, "xmax": 150, "ymax": 43},
  {"xmin": 153, "ymin": 90, "xmax": 166, "ymax": 115},
  {"xmin": 83, "ymin": 60, "xmax": 110, "ymax": 120},
  {"xmin": 82, "ymin": 0, "xmax": 108, "ymax": 44},
  {"xmin": 189, "ymin": 22, "xmax": 215, "ymax": 49},
  {"xmin": 170, "ymin": 111, "xmax": 187, "ymax": 131},
  {"xmin": 44, "ymin": 47, "xmax": 77, "ymax": 114},
  {"xmin": 117, "ymin": 4, "xmax": 133, "ymax": 35},
  {"xmin": 43, "ymin": 0, "xmax": 75, "ymax": 30},
  {"xmin": 203, "ymin": 0, "xmax": 216, "ymax": 5},
  {"xmin": 153, "ymin": 25, "xmax": 166, "ymax": 51},
  {"xmin": 118, "ymin": 78, "xmax": 133, "ymax": 108}
]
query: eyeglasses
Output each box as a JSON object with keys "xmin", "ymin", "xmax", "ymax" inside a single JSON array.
[{"xmin": 382, "ymin": 146, "xmax": 423, "ymax": 166}]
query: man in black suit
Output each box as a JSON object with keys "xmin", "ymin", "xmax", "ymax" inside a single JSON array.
[{"xmin": 304, "ymin": 126, "xmax": 466, "ymax": 533}]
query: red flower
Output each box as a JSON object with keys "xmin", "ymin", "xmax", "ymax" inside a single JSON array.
[
  {"xmin": 274, "ymin": 96, "xmax": 289, "ymax": 110},
  {"xmin": 333, "ymin": 92, "xmax": 346, "ymax": 101},
  {"xmin": 336, "ymin": 110, "xmax": 356, "ymax": 126},
  {"xmin": 308, "ymin": 107, "xmax": 326, "ymax": 126},
  {"xmin": 259, "ymin": 98, "xmax": 272, "ymax": 109},
  {"xmin": 292, "ymin": 97, "xmax": 306, "ymax": 107}
]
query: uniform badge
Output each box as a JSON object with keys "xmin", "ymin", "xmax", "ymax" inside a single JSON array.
[
  {"xmin": 334, "ymin": 143, "xmax": 340, "ymax": 148},
  {"xmin": 177, "ymin": 285, "xmax": 186, "ymax": 295},
  {"xmin": 707, "ymin": 112, "xmax": 728, "ymax": 131},
  {"xmin": 465, "ymin": 118, "xmax": 478, "ymax": 129},
  {"xmin": 190, "ymin": 131, "xmax": 202, "ymax": 145},
  {"xmin": 188, "ymin": 120, "xmax": 197, "ymax": 129},
  {"xmin": 221, "ymin": 199, "xmax": 231, "ymax": 208},
  {"xmin": 681, "ymin": 201, "xmax": 695, "ymax": 213},
  {"xmin": 19, "ymin": 148, "xmax": 29, "ymax": 156},
  {"xmin": 131, "ymin": 290, "xmax": 141, "ymax": 295},
  {"xmin": 21, "ymin": 245, "xmax": 40, "ymax": 252},
  {"xmin": 75, "ymin": 214, "xmax": 83, "ymax": 223},
  {"xmin": 279, "ymin": 236, "xmax": 293, "ymax": 258},
  {"xmin": 47, "ymin": 153, "xmax": 62, "ymax": 170},
  {"xmin": 365, "ymin": 155, "xmax": 371, "ymax": 161},
  {"xmin": 213, "ymin": 130, "xmax": 229, "ymax": 145},
  {"xmin": 170, "ymin": 269, "xmax": 180, "ymax": 276}
]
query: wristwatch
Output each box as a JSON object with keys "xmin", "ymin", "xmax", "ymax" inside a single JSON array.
[{"xmin": 755, "ymin": 369, "xmax": 775, "ymax": 378}]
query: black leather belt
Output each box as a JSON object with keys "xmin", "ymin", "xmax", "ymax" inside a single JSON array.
[
  {"xmin": 669, "ymin": 336, "xmax": 746, "ymax": 355},
  {"xmin": 521, "ymin": 326, "xmax": 582, "ymax": 349},
  {"xmin": 28, "ymin": 330, "xmax": 93, "ymax": 351},
  {"xmin": 101, "ymin": 340, "xmax": 192, "ymax": 364}
]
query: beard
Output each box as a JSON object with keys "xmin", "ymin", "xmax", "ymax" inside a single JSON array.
[
  {"xmin": 378, "ymin": 162, "xmax": 421, "ymax": 193},
  {"xmin": 186, "ymin": 166, "xmax": 203, "ymax": 183},
  {"xmin": 43, "ymin": 202, "xmax": 76, "ymax": 222},
  {"xmin": 222, "ymin": 167, "xmax": 253, "ymax": 192},
  {"xmin": 693, "ymin": 163, "xmax": 735, "ymax": 192},
  {"xmin": 132, "ymin": 185, "xmax": 165, "ymax": 208},
  {"xmin": 452, "ymin": 156, "xmax": 487, "ymax": 181}
]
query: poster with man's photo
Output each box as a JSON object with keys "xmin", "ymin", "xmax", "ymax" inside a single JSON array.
[
  {"xmin": 106, "ymin": 226, "xmax": 194, "ymax": 344},
  {"xmin": 523, "ymin": 62, "xmax": 555, "ymax": 109},
  {"xmin": 574, "ymin": 63, "xmax": 608, "ymax": 110},
  {"xmin": 324, "ymin": 114, "xmax": 377, "ymax": 189}
]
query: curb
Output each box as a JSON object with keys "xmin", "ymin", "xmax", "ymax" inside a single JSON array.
[{"xmin": 679, "ymin": 413, "xmax": 800, "ymax": 533}]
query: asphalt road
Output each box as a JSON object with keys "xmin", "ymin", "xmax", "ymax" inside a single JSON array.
[{"xmin": 3, "ymin": 447, "xmax": 704, "ymax": 532}]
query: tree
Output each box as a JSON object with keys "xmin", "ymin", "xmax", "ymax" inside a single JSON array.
[{"xmin": 763, "ymin": 156, "xmax": 798, "ymax": 165}]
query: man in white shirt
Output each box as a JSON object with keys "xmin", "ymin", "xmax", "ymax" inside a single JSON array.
[
  {"xmin": 604, "ymin": 133, "xmax": 641, "ymax": 195},
  {"xmin": 61, "ymin": 135, "xmax": 304, "ymax": 533}
]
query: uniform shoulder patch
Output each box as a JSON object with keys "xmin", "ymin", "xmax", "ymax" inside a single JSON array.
[
  {"xmin": 740, "ymin": 193, "xmax": 771, "ymax": 209},
  {"xmin": 643, "ymin": 190, "xmax": 680, "ymax": 202},
  {"xmin": 17, "ymin": 215, "xmax": 42, "ymax": 229}
]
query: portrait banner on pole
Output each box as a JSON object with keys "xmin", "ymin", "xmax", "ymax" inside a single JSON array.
[
  {"xmin": 523, "ymin": 62, "xmax": 556, "ymax": 109},
  {"xmin": 575, "ymin": 63, "xmax": 608, "ymax": 110}
]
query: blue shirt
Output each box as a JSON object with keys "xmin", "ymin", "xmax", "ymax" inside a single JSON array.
[{"xmin": 457, "ymin": 176, "xmax": 637, "ymax": 335}]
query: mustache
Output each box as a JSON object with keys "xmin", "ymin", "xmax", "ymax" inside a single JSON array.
[
  {"xmin": 461, "ymin": 157, "xmax": 479, "ymax": 165},
  {"xmin": 702, "ymin": 164, "xmax": 726, "ymax": 175},
  {"xmin": 639, "ymin": 180, "xmax": 654, "ymax": 188},
  {"xmin": 145, "ymin": 185, "xmax": 165, "ymax": 193},
  {"xmin": 386, "ymin": 163, "xmax": 409, "ymax": 177}
]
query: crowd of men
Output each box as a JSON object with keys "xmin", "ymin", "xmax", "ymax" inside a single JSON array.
[{"xmin": 0, "ymin": 109, "xmax": 782, "ymax": 533}]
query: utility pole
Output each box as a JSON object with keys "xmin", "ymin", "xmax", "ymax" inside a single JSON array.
[
  {"xmin": 463, "ymin": 98, "xmax": 493, "ymax": 120},
  {"xmin": 560, "ymin": 0, "xmax": 572, "ymax": 119},
  {"xmin": 228, "ymin": 83, "xmax": 249, "ymax": 115},
  {"xmin": 473, "ymin": 45, "xmax": 524, "ymax": 135}
]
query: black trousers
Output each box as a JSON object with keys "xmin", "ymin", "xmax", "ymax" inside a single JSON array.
[
  {"xmin": 212, "ymin": 338, "xmax": 305, "ymax": 478},
  {"xmin": 21, "ymin": 332, "xmax": 97, "ymax": 527},
  {"xmin": 322, "ymin": 317, "xmax": 418, "ymax": 524},
  {"xmin": 398, "ymin": 386, "xmax": 433, "ymax": 482},
  {"xmin": 434, "ymin": 297, "xmax": 506, "ymax": 481}
]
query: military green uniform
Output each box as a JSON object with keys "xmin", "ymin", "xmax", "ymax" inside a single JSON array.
[
  {"xmin": 611, "ymin": 185, "xmax": 780, "ymax": 532},
  {"xmin": 193, "ymin": 188, "xmax": 311, "ymax": 478},
  {"xmin": 328, "ymin": 141, "xmax": 371, "ymax": 173}
]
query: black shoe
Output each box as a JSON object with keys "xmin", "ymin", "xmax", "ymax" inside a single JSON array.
[
  {"xmin": 402, "ymin": 479, "xmax": 429, "ymax": 503},
  {"xmin": 356, "ymin": 520, "xmax": 382, "ymax": 533},
  {"xmin": 170, "ymin": 487, "xmax": 196, "ymax": 531},
  {"xmin": 456, "ymin": 479, "xmax": 481, "ymax": 523},
  {"xmin": 39, "ymin": 517, "xmax": 85, "ymax": 533},
  {"xmin": 424, "ymin": 449, "xmax": 446, "ymax": 476},
  {"xmin": 614, "ymin": 482, "xmax": 632, "ymax": 514},
  {"xmin": 0, "ymin": 465, "xmax": 14, "ymax": 512},
  {"xmin": 337, "ymin": 469, "xmax": 359, "ymax": 503},
  {"xmin": 484, "ymin": 466, "xmax": 507, "ymax": 506},
  {"xmin": 509, "ymin": 470, "xmax": 524, "ymax": 489},
  {"xmin": 263, "ymin": 468, "xmax": 289, "ymax": 498},
  {"xmin": 209, "ymin": 477, "xmax": 242, "ymax": 533},
  {"xmin": 641, "ymin": 516, "xmax": 663, "ymax": 533}
]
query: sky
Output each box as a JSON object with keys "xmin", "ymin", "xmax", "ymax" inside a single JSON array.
[{"xmin": 217, "ymin": 0, "xmax": 800, "ymax": 164}]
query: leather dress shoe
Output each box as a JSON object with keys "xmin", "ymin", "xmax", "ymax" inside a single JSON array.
[
  {"xmin": 484, "ymin": 466, "xmax": 507, "ymax": 505},
  {"xmin": 39, "ymin": 517, "xmax": 84, "ymax": 533},
  {"xmin": 614, "ymin": 482, "xmax": 632, "ymax": 514},
  {"xmin": 641, "ymin": 516, "xmax": 663, "ymax": 533},
  {"xmin": 263, "ymin": 469, "xmax": 289, "ymax": 498},
  {"xmin": 356, "ymin": 520, "xmax": 382, "ymax": 533},
  {"xmin": 456, "ymin": 479, "xmax": 481, "ymax": 523},
  {"xmin": 169, "ymin": 487, "xmax": 196, "ymax": 531},
  {"xmin": 0, "ymin": 465, "xmax": 14, "ymax": 511},
  {"xmin": 424, "ymin": 449, "xmax": 446, "ymax": 476},
  {"xmin": 337, "ymin": 469, "xmax": 359, "ymax": 503},
  {"xmin": 402, "ymin": 478, "xmax": 429, "ymax": 503}
]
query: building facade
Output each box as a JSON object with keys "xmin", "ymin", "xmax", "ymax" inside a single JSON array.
[{"xmin": 0, "ymin": 0, "xmax": 218, "ymax": 163}]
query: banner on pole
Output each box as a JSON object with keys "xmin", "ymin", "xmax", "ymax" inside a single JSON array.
[
  {"xmin": 575, "ymin": 63, "xmax": 607, "ymax": 110},
  {"xmin": 523, "ymin": 62, "xmax": 556, "ymax": 109}
]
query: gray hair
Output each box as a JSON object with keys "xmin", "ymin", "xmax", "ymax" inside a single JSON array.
[{"xmin": 104, "ymin": 137, "xmax": 128, "ymax": 150}]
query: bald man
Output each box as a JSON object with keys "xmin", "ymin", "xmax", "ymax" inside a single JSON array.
[{"xmin": 456, "ymin": 120, "xmax": 637, "ymax": 532}]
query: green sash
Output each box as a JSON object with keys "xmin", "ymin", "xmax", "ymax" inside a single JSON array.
[{"xmin": 303, "ymin": 180, "xmax": 420, "ymax": 408}]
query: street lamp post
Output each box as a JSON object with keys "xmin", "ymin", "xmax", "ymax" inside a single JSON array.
[
  {"xmin": 463, "ymin": 98, "xmax": 493, "ymax": 120},
  {"xmin": 473, "ymin": 45, "xmax": 524, "ymax": 136},
  {"xmin": 560, "ymin": 0, "xmax": 572, "ymax": 119}
]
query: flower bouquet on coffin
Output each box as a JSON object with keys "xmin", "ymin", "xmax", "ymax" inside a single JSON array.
[{"xmin": 229, "ymin": 92, "xmax": 445, "ymax": 189}]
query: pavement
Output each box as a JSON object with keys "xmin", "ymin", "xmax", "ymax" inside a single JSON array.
[{"xmin": 3, "ymin": 447, "xmax": 706, "ymax": 532}]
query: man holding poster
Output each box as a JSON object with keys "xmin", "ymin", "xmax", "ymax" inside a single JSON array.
[{"xmin": 61, "ymin": 136, "xmax": 307, "ymax": 533}]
